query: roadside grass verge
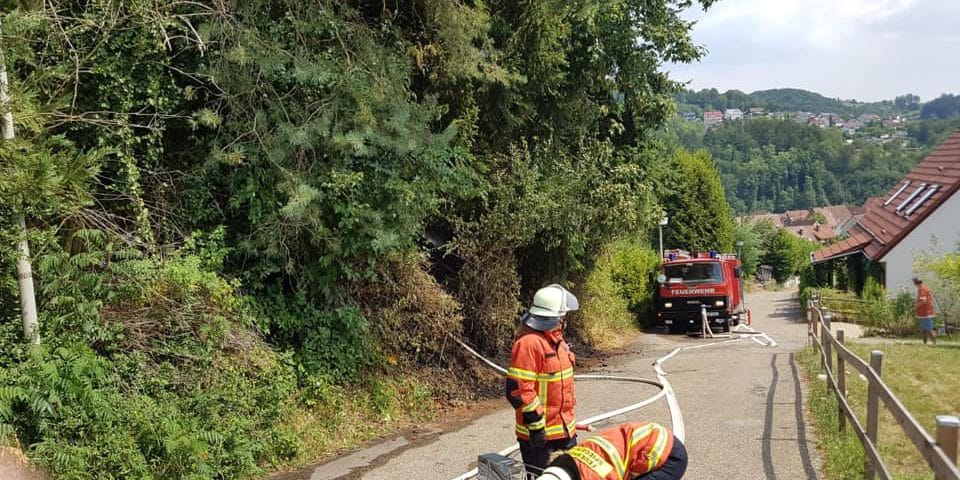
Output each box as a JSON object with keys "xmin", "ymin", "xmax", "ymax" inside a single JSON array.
[{"xmin": 799, "ymin": 341, "xmax": 960, "ymax": 479}]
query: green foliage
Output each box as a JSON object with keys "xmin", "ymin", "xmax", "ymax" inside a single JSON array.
[
  {"xmin": 0, "ymin": 240, "xmax": 302, "ymax": 478},
  {"xmin": 856, "ymin": 278, "xmax": 914, "ymax": 335},
  {"xmin": 797, "ymin": 347, "xmax": 867, "ymax": 479},
  {"xmin": 578, "ymin": 239, "xmax": 660, "ymax": 346},
  {"xmin": 608, "ymin": 241, "xmax": 662, "ymax": 318},
  {"xmin": 353, "ymin": 255, "xmax": 463, "ymax": 366},
  {"xmin": 676, "ymin": 88, "xmax": 900, "ymax": 116},
  {"xmin": 654, "ymin": 148, "xmax": 735, "ymax": 253},
  {"xmin": 920, "ymin": 94, "xmax": 960, "ymax": 119},
  {"xmin": 1, "ymin": 0, "xmax": 720, "ymax": 476},
  {"xmin": 0, "ymin": 343, "xmax": 301, "ymax": 479},
  {"xmin": 663, "ymin": 117, "xmax": 953, "ymax": 214},
  {"xmin": 254, "ymin": 298, "xmax": 374, "ymax": 383},
  {"xmin": 734, "ymin": 219, "xmax": 778, "ymax": 276},
  {"xmin": 761, "ymin": 228, "xmax": 817, "ymax": 283}
]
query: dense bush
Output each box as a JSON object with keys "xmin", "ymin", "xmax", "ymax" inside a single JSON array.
[
  {"xmin": 577, "ymin": 239, "xmax": 660, "ymax": 347},
  {"xmin": 0, "ymin": 0, "xmax": 720, "ymax": 476},
  {"xmin": 0, "ymin": 237, "xmax": 301, "ymax": 478},
  {"xmin": 857, "ymin": 278, "xmax": 915, "ymax": 335},
  {"xmin": 761, "ymin": 228, "xmax": 818, "ymax": 283}
]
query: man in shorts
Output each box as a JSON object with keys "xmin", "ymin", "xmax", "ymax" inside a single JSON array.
[{"xmin": 913, "ymin": 276, "xmax": 937, "ymax": 346}]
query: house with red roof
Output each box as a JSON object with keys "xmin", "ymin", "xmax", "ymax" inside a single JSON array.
[
  {"xmin": 703, "ymin": 110, "xmax": 723, "ymax": 127},
  {"xmin": 812, "ymin": 130, "xmax": 960, "ymax": 294}
]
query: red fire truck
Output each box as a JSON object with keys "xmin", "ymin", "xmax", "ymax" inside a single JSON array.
[{"xmin": 654, "ymin": 250, "xmax": 748, "ymax": 333}]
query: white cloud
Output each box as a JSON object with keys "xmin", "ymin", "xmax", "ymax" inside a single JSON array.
[{"xmin": 671, "ymin": 0, "xmax": 960, "ymax": 101}]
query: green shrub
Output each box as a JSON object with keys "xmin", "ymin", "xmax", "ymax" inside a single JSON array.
[
  {"xmin": 0, "ymin": 234, "xmax": 308, "ymax": 479},
  {"xmin": 578, "ymin": 239, "xmax": 659, "ymax": 347},
  {"xmin": 857, "ymin": 279, "xmax": 914, "ymax": 335},
  {"xmin": 609, "ymin": 240, "xmax": 661, "ymax": 319},
  {"xmin": 352, "ymin": 255, "xmax": 463, "ymax": 367}
]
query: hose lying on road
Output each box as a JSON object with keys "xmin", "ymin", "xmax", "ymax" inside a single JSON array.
[
  {"xmin": 448, "ymin": 323, "xmax": 777, "ymax": 480},
  {"xmin": 448, "ymin": 335, "xmax": 675, "ymax": 480}
]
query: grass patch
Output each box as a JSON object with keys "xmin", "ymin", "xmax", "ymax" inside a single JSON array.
[
  {"xmin": 280, "ymin": 375, "xmax": 437, "ymax": 470},
  {"xmin": 799, "ymin": 340, "xmax": 960, "ymax": 479}
]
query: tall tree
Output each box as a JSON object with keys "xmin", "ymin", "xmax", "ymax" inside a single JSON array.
[{"xmin": 655, "ymin": 149, "xmax": 735, "ymax": 253}]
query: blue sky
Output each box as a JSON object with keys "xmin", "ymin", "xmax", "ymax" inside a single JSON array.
[{"xmin": 667, "ymin": 0, "xmax": 960, "ymax": 102}]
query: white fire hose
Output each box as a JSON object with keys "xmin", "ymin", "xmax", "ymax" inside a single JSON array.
[{"xmin": 449, "ymin": 318, "xmax": 777, "ymax": 480}]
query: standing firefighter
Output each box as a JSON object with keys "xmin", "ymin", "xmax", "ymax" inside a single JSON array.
[
  {"xmin": 507, "ymin": 284, "xmax": 580, "ymax": 476},
  {"xmin": 536, "ymin": 422, "xmax": 687, "ymax": 480},
  {"xmin": 914, "ymin": 276, "xmax": 937, "ymax": 345}
]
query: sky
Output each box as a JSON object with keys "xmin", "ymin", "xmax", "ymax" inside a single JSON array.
[{"xmin": 667, "ymin": 0, "xmax": 960, "ymax": 102}]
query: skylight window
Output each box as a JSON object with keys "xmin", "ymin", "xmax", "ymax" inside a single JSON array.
[
  {"xmin": 883, "ymin": 180, "xmax": 911, "ymax": 206},
  {"xmin": 904, "ymin": 185, "xmax": 939, "ymax": 216},
  {"xmin": 896, "ymin": 183, "xmax": 927, "ymax": 212}
]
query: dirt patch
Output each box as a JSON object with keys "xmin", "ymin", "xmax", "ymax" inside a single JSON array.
[{"xmin": 0, "ymin": 446, "xmax": 46, "ymax": 480}]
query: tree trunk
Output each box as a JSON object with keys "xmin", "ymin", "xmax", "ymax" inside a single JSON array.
[
  {"xmin": 16, "ymin": 214, "xmax": 39, "ymax": 344},
  {"xmin": 1, "ymin": 20, "xmax": 40, "ymax": 344}
]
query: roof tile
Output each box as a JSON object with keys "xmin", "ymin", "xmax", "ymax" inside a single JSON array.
[{"xmin": 813, "ymin": 129, "xmax": 960, "ymax": 263}]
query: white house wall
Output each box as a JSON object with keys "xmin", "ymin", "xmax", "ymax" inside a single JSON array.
[{"xmin": 880, "ymin": 190, "xmax": 960, "ymax": 296}]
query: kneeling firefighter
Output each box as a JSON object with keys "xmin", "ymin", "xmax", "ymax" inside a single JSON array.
[
  {"xmin": 536, "ymin": 422, "xmax": 687, "ymax": 480},
  {"xmin": 506, "ymin": 284, "xmax": 580, "ymax": 475}
]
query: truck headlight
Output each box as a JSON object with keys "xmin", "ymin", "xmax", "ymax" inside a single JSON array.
[
  {"xmin": 664, "ymin": 302, "xmax": 673, "ymax": 308},
  {"xmin": 715, "ymin": 300, "xmax": 725, "ymax": 307}
]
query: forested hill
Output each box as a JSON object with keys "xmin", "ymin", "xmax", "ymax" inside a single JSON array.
[
  {"xmin": 658, "ymin": 117, "xmax": 960, "ymax": 214},
  {"xmin": 676, "ymin": 88, "xmax": 905, "ymax": 116}
]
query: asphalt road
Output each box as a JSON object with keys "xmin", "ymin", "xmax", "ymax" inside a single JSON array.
[{"xmin": 296, "ymin": 288, "xmax": 821, "ymax": 480}]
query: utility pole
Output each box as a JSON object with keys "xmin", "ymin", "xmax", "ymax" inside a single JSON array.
[{"xmin": 0, "ymin": 19, "xmax": 40, "ymax": 344}]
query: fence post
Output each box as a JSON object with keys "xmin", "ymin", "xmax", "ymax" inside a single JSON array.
[
  {"xmin": 837, "ymin": 329, "xmax": 847, "ymax": 433},
  {"xmin": 865, "ymin": 350, "xmax": 884, "ymax": 480},
  {"xmin": 936, "ymin": 415, "xmax": 960, "ymax": 480},
  {"xmin": 822, "ymin": 314, "xmax": 833, "ymax": 381}
]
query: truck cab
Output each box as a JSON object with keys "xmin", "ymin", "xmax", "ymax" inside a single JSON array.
[{"xmin": 655, "ymin": 250, "xmax": 745, "ymax": 333}]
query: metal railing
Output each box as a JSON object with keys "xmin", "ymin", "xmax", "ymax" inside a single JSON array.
[{"xmin": 808, "ymin": 298, "xmax": 960, "ymax": 480}]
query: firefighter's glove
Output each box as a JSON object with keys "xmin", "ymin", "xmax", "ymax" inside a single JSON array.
[{"xmin": 528, "ymin": 427, "xmax": 546, "ymax": 447}]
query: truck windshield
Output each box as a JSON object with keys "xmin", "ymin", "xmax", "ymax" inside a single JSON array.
[{"xmin": 664, "ymin": 262, "xmax": 723, "ymax": 284}]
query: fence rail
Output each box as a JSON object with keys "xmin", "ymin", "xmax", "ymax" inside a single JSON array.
[{"xmin": 808, "ymin": 297, "xmax": 960, "ymax": 480}]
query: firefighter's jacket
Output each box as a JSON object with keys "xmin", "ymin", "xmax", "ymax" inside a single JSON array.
[
  {"xmin": 505, "ymin": 328, "xmax": 576, "ymax": 441},
  {"xmin": 566, "ymin": 422, "xmax": 675, "ymax": 480}
]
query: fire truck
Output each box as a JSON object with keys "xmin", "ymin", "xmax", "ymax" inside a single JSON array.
[{"xmin": 654, "ymin": 250, "xmax": 748, "ymax": 333}]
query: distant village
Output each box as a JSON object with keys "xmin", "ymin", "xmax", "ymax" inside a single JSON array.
[
  {"xmin": 681, "ymin": 108, "xmax": 910, "ymax": 145},
  {"xmin": 740, "ymin": 205, "xmax": 866, "ymax": 244}
]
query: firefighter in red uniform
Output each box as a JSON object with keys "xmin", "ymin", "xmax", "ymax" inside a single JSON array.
[
  {"xmin": 536, "ymin": 422, "xmax": 688, "ymax": 480},
  {"xmin": 506, "ymin": 284, "xmax": 580, "ymax": 476}
]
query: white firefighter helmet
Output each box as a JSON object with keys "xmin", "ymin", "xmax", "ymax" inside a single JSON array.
[
  {"xmin": 525, "ymin": 284, "xmax": 579, "ymax": 331},
  {"xmin": 537, "ymin": 466, "xmax": 573, "ymax": 480}
]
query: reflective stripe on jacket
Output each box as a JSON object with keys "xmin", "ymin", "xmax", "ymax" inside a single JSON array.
[
  {"xmin": 916, "ymin": 284, "xmax": 935, "ymax": 317},
  {"xmin": 566, "ymin": 422, "xmax": 674, "ymax": 480},
  {"xmin": 505, "ymin": 328, "xmax": 576, "ymax": 441}
]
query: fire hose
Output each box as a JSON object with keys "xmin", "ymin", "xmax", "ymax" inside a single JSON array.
[{"xmin": 448, "ymin": 315, "xmax": 777, "ymax": 480}]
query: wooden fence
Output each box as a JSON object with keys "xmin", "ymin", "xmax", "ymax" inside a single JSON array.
[{"xmin": 808, "ymin": 298, "xmax": 960, "ymax": 480}]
